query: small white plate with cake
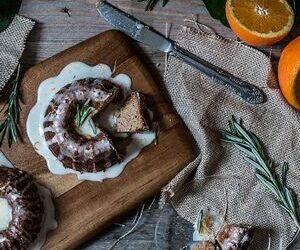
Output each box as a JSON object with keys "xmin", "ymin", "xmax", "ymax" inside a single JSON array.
[
  {"xmin": 27, "ymin": 62, "xmax": 156, "ymax": 182},
  {"xmin": 0, "ymin": 152, "xmax": 57, "ymax": 250}
]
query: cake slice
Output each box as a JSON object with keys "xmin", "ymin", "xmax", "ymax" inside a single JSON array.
[
  {"xmin": 216, "ymin": 223, "xmax": 254, "ymax": 250},
  {"xmin": 116, "ymin": 92, "xmax": 150, "ymax": 133}
]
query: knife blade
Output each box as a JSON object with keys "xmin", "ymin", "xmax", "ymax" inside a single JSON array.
[{"xmin": 96, "ymin": 1, "xmax": 265, "ymax": 104}]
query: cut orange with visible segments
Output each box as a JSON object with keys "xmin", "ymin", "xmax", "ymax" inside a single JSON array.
[
  {"xmin": 278, "ymin": 37, "xmax": 300, "ymax": 109},
  {"xmin": 226, "ymin": 0, "xmax": 295, "ymax": 46}
]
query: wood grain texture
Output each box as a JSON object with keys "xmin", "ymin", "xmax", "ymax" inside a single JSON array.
[
  {"xmin": 19, "ymin": 0, "xmax": 299, "ymax": 75},
  {"xmin": 1, "ymin": 30, "xmax": 195, "ymax": 249},
  {"xmin": 81, "ymin": 201, "xmax": 194, "ymax": 250},
  {"xmin": 13, "ymin": 0, "xmax": 300, "ymax": 249}
]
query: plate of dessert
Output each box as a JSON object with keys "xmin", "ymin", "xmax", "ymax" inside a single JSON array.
[
  {"xmin": 0, "ymin": 30, "xmax": 195, "ymax": 249},
  {"xmin": 0, "ymin": 153, "xmax": 56, "ymax": 250},
  {"xmin": 27, "ymin": 62, "xmax": 156, "ymax": 182}
]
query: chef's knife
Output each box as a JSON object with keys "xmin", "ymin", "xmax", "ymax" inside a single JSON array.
[{"xmin": 97, "ymin": 1, "xmax": 265, "ymax": 104}]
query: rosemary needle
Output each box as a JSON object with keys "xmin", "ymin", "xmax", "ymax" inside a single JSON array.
[
  {"xmin": 0, "ymin": 64, "xmax": 22, "ymax": 147},
  {"xmin": 220, "ymin": 116, "xmax": 300, "ymax": 230}
]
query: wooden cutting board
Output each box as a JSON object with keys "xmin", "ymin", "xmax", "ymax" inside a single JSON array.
[{"xmin": 1, "ymin": 30, "xmax": 195, "ymax": 249}]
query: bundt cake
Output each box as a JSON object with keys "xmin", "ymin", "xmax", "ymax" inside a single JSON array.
[
  {"xmin": 216, "ymin": 224, "xmax": 254, "ymax": 250},
  {"xmin": 43, "ymin": 78, "xmax": 122, "ymax": 173},
  {"xmin": 116, "ymin": 92, "xmax": 150, "ymax": 133},
  {"xmin": 0, "ymin": 167, "xmax": 44, "ymax": 250},
  {"xmin": 43, "ymin": 78, "xmax": 154, "ymax": 173}
]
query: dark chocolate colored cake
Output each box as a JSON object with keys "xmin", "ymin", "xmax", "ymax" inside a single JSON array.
[
  {"xmin": 0, "ymin": 167, "xmax": 44, "ymax": 250},
  {"xmin": 43, "ymin": 78, "xmax": 122, "ymax": 173}
]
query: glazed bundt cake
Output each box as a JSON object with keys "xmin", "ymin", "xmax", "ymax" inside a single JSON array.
[
  {"xmin": 0, "ymin": 167, "xmax": 44, "ymax": 250},
  {"xmin": 116, "ymin": 92, "xmax": 150, "ymax": 133},
  {"xmin": 43, "ymin": 78, "xmax": 122, "ymax": 173},
  {"xmin": 44, "ymin": 77, "xmax": 155, "ymax": 173}
]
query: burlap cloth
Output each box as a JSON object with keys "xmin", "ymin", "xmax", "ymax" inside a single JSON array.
[
  {"xmin": 0, "ymin": 15, "xmax": 35, "ymax": 91},
  {"xmin": 161, "ymin": 26, "xmax": 300, "ymax": 249}
]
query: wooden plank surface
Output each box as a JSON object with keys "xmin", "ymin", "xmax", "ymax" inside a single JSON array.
[
  {"xmin": 14, "ymin": 0, "xmax": 300, "ymax": 249},
  {"xmin": 1, "ymin": 30, "xmax": 195, "ymax": 249},
  {"xmin": 19, "ymin": 0, "xmax": 299, "ymax": 74}
]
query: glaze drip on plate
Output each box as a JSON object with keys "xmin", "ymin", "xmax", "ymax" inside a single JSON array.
[
  {"xmin": 0, "ymin": 167, "xmax": 44, "ymax": 249},
  {"xmin": 0, "ymin": 198, "xmax": 12, "ymax": 231},
  {"xmin": 27, "ymin": 62, "xmax": 155, "ymax": 181},
  {"xmin": 0, "ymin": 152, "xmax": 57, "ymax": 250}
]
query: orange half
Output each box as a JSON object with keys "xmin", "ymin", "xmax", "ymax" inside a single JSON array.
[
  {"xmin": 226, "ymin": 0, "xmax": 295, "ymax": 46},
  {"xmin": 278, "ymin": 37, "xmax": 300, "ymax": 109}
]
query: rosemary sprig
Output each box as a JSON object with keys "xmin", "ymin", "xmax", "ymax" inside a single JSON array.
[
  {"xmin": 220, "ymin": 116, "xmax": 300, "ymax": 230},
  {"xmin": 0, "ymin": 64, "xmax": 22, "ymax": 147},
  {"xmin": 75, "ymin": 99, "xmax": 97, "ymax": 134},
  {"xmin": 195, "ymin": 209, "xmax": 203, "ymax": 233},
  {"xmin": 137, "ymin": 0, "xmax": 168, "ymax": 11}
]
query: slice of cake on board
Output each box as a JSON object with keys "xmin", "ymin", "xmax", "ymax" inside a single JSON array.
[{"xmin": 116, "ymin": 92, "xmax": 151, "ymax": 133}]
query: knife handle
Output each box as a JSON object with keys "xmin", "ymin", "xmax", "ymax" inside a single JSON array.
[{"xmin": 169, "ymin": 45, "xmax": 265, "ymax": 104}]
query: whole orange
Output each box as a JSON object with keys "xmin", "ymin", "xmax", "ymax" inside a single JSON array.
[
  {"xmin": 225, "ymin": 0, "xmax": 295, "ymax": 47},
  {"xmin": 278, "ymin": 37, "xmax": 300, "ymax": 109}
]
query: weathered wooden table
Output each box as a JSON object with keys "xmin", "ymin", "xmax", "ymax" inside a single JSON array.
[{"xmin": 19, "ymin": 0, "xmax": 300, "ymax": 249}]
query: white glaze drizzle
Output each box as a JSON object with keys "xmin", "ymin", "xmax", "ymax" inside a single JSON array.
[
  {"xmin": 97, "ymin": 103, "xmax": 119, "ymax": 132},
  {"xmin": 77, "ymin": 118, "xmax": 101, "ymax": 137},
  {"xmin": 0, "ymin": 152, "xmax": 13, "ymax": 168},
  {"xmin": 0, "ymin": 198, "xmax": 12, "ymax": 231},
  {"xmin": 0, "ymin": 151, "xmax": 57, "ymax": 250},
  {"xmin": 27, "ymin": 62, "xmax": 155, "ymax": 181}
]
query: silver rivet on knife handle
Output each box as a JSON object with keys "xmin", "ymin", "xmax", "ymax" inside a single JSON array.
[{"xmin": 97, "ymin": 1, "xmax": 265, "ymax": 104}]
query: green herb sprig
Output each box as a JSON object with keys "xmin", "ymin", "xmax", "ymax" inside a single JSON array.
[
  {"xmin": 220, "ymin": 116, "xmax": 300, "ymax": 230},
  {"xmin": 0, "ymin": 64, "xmax": 22, "ymax": 147},
  {"xmin": 195, "ymin": 209, "xmax": 203, "ymax": 233},
  {"xmin": 75, "ymin": 99, "xmax": 97, "ymax": 135},
  {"xmin": 137, "ymin": 0, "xmax": 168, "ymax": 11}
]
